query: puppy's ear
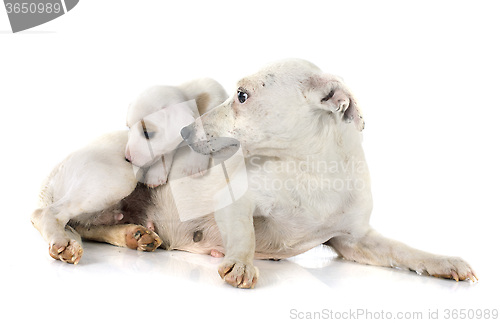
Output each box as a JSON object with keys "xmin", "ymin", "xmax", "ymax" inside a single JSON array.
[
  {"xmin": 195, "ymin": 92, "xmax": 210, "ymax": 115},
  {"xmin": 305, "ymin": 74, "xmax": 365, "ymax": 131}
]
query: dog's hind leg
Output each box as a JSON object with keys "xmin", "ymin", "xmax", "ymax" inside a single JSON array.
[
  {"xmin": 325, "ymin": 228, "xmax": 477, "ymax": 282},
  {"xmin": 31, "ymin": 207, "xmax": 84, "ymax": 264},
  {"xmin": 73, "ymin": 224, "xmax": 163, "ymax": 251},
  {"xmin": 32, "ymin": 131, "xmax": 140, "ymax": 263},
  {"xmin": 32, "ymin": 180, "xmax": 137, "ymax": 263}
]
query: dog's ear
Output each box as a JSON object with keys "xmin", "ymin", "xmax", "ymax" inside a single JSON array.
[
  {"xmin": 305, "ymin": 74, "xmax": 365, "ymax": 131},
  {"xmin": 342, "ymin": 94, "xmax": 364, "ymax": 132}
]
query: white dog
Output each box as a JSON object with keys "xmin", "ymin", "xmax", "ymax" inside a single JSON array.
[
  {"xmin": 180, "ymin": 59, "xmax": 477, "ymax": 288},
  {"xmin": 31, "ymin": 78, "xmax": 227, "ymax": 264},
  {"xmin": 32, "ymin": 60, "xmax": 476, "ymax": 289}
]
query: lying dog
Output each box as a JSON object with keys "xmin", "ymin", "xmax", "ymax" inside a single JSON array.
[
  {"xmin": 31, "ymin": 78, "xmax": 227, "ymax": 263},
  {"xmin": 32, "ymin": 60, "xmax": 476, "ymax": 289},
  {"xmin": 180, "ymin": 59, "xmax": 477, "ymax": 288}
]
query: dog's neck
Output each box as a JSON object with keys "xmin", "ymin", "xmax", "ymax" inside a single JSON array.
[{"xmin": 247, "ymin": 121, "xmax": 364, "ymax": 165}]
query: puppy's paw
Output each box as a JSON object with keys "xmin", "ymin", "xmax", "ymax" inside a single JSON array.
[
  {"xmin": 125, "ymin": 225, "xmax": 162, "ymax": 252},
  {"xmin": 141, "ymin": 157, "xmax": 173, "ymax": 187},
  {"xmin": 417, "ymin": 256, "xmax": 478, "ymax": 282},
  {"xmin": 143, "ymin": 171, "xmax": 168, "ymax": 188},
  {"xmin": 49, "ymin": 239, "xmax": 83, "ymax": 264},
  {"xmin": 145, "ymin": 181, "xmax": 166, "ymax": 189},
  {"xmin": 218, "ymin": 259, "xmax": 259, "ymax": 289}
]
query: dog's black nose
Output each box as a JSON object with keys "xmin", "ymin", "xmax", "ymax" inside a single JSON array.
[{"xmin": 180, "ymin": 125, "xmax": 192, "ymax": 141}]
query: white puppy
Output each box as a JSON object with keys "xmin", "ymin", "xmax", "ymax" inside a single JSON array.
[
  {"xmin": 31, "ymin": 78, "xmax": 227, "ymax": 264},
  {"xmin": 126, "ymin": 79, "xmax": 226, "ymax": 187}
]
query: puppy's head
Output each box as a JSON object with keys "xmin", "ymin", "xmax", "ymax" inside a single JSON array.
[
  {"xmin": 126, "ymin": 86, "xmax": 187, "ymax": 127},
  {"xmin": 125, "ymin": 86, "xmax": 195, "ymax": 167},
  {"xmin": 181, "ymin": 59, "xmax": 364, "ymax": 158}
]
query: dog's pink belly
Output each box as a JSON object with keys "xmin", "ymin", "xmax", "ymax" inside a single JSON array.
[
  {"xmin": 163, "ymin": 214, "xmax": 336, "ymax": 259},
  {"xmin": 172, "ymin": 234, "xmax": 318, "ymax": 260}
]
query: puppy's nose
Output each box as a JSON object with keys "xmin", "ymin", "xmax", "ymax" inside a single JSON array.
[
  {"xmin": 180, "ymin": 125, "xmax": 193, "ymax": 141},
  {"xmin": 125, "ymin": 146, "xmax": 132, "ymax": 163}
]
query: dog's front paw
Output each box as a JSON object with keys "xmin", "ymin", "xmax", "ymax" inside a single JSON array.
[
  {"xmin": 49, "ymin": 239, "xmax": 83, "ymax": 264},
  {"xmin": 218, "ymin": 259, "xmax": 259, "ymax": 289},
  {"xmin": 125, "ymin": 225, "xmax": 162, "ymax": 251},
  {"xmin": 417, "ymin": 256, "xmax": 478, "ymax": 282}
]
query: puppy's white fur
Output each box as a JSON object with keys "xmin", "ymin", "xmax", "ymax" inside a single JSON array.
[
  {"xmin": 31, "ymin": 78, "xmax": 227, "ymax": 263},
  {"xmin": 126, "ymin": 79, "xmax": 228, "ymax": 186}
]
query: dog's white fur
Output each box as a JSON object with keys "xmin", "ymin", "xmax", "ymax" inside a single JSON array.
[
  {"xmin": 181, "ymin": 59, "xmax": 476, "ymax": 287},
  {"xmin": 32, "ymin": 60, "xmax": 476, "ymax": 289}
]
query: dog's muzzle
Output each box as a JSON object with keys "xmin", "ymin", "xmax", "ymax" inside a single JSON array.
[
  {"xmin": 181, "ymin": 124, "xmax": 240, "ymax": 159},
  {"xmin": 180, "ymin": 124, "xmax": 193, "ymax": 142}
]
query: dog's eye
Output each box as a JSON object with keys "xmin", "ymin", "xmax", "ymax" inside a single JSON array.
[
  {"xmin": 143, "ymin": 131, "xmax": 155, "ymax": 140},
  {"xmin": 237, "ymin": 90, "xmax": 248, "ymax": 104}
]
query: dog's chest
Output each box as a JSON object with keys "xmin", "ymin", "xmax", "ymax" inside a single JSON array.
[{"xmin": 249, "ymin": 156, "xmax": 367, "ymax": 227}]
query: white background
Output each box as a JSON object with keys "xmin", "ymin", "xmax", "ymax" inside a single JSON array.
[{"xmin": 1, "ymin": 1, "xmax": 499, "ymax": 322}]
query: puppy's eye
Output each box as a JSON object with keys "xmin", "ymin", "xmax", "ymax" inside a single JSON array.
[
  {"xmin": 140, "ymin": 120, "xmax": 155, "ymax": 140},
  {"xmin": 237, "ymin": 90, "xmax": 248, "ymax": 104},
  {"xmin": 143, "ymin": 131, "xmax": 155, "ymax": 140}
]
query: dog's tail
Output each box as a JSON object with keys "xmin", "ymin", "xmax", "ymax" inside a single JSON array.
[{"xmin": 178, "ymin": 78, "xmax": 228, "ymax": 115}]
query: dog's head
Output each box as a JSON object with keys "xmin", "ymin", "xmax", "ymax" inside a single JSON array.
[
  {"xmin": 125, "ymin": 86, "xmax": 195, "ymax": 167},
  {"xmin": 181, "ymin": 59, "xmax": 364, "ymax": 158}
]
